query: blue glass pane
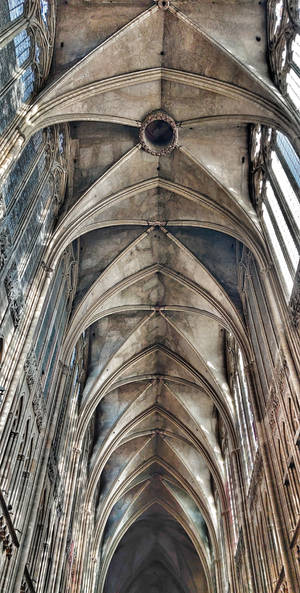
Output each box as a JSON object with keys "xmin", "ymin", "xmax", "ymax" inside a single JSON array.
[
  {"xmin": 59, "ymin": 132, "xmax": 64, "ymax": 154},
  {"xmin": 8, "ymin": 0, "xmax": 24, "ymax": 21},
  {"xmin": 0, "ymin": 83, "xmax": 21, "ymax": 134},
  {"xmin": 14, "ymin": 29, "xmax": 31, "ymax": 67},
  {"xmin": 21, "ymin": 65, "xmax": 34, "ymax": 100},
  {"xmin": 276, "ymin": 132, "xmax": 300, "ymax": 188},
  {"xmin": 35, "ymin": 44, "xmax": 41, "ymax": 64},
  {"xmin": 35, "ymin": 265, "xmax": 63, "ymax": 359},
  {"xmin": 6, "ymin": 152, "xmax": 46, "ymax": 237},
  {"xmin": 16, "ymin": 178, "xmax": 53, "ymax": 286},
  {"xmin": 0, "ymin": 39, "xmax": 16, "ymax": 87},
  {"xmin": 0, "ymin": 4, "xmax": 10, "ymax": 31},
  {"xmin": 40, "ymin": 0, "xmax": 49, "ymax": 26},
  {"xmin": 2, "ymin": 131, "xmax": 43, "ymax": 207}
]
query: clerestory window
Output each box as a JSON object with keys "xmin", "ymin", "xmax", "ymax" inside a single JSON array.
[
  {"xmin": 21, "ymin": 65, "xmax": 34, "ymax": 101},
  {"xmin": 40, "ymin": 0, "xmax": 49, "ymax": 26},
  {"xmin": 8, "ymin": 0, "xmax": 24, "ymax": 21},
  {"xmin": 251, "ymin": 125, "xmax": 300, "ymax": 298},
  {"xmin": 226, "ymin": 333, "xmax": 258, "ymax": 488},
  {"xmin": 267, "ymin": 0, "xmax": 300, "ymax": 112},
  {"xmin": 13, "ymin": 29, "xmax": 31, "ymax": 68}
]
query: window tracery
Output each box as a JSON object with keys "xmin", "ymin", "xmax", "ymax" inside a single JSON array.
[
  {"xmin": 8, "ymin": 0, "xmax": 24, "ymax": 22},
  {"xmin": 0, "ymin": 124, "xmax": 70, "ymax": 314},
  {"xmin": 13, "ymin": 29, "xmax": 30, "ymax": 67},
  {"xmin": 20, "ymin": 64, "xmax": 34, "ymax": 100},
  {"xmin": 0, "ymin": 0, "xmax": 56, "ymax": 136},
  {"xmin": 267, "ymin": 0, "xmax": 300, "ymax": 110},
  {"xmin": 250, "ymin": 124, "xmax": 300, "ymax": 299},
  {"xmin": 226, "ymin": 333, "xmax": 258, "ymax": 487},
  {"xmin": 225, "ymin": 454, "xmax": 239, "ymax": 546},
  {"xmin": 40, "ymin": 0, "xmax": 49, "ymax": 28}
]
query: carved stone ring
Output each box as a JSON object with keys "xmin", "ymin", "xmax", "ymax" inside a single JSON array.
[
  {"xmin": 157, "ymin": 0, "xmax": 170, "ymax": 9},
  {"xmin": 139, "ymin": 110, "xmax": 178, "ymax": 156}
]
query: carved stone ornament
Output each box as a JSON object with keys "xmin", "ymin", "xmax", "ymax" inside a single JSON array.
[
  {"xmin": 4, "ymin": 264, "xmax": 24, "ymax": 328},
  {"xmin": 56, "ymin": 499, "xmax": 63, "ymax": 517},
  {"xmin": 268, "ymin": 388, "xmax": 280, "ymax": 433},
  {"xmin": 41, "ymin": 260, "xmax": 53, "ymax": 276},
  {"xmin": 157, "ymin": 0, "xmax": 170, "ymax": 9},
  {"xmin": 279, "ymin": 580, "xmax": 288, "ymax": 593},
  {"xmin": 267, "ymin": 0, "xmax": 298, "ymax": 96},
  {"xmin": 48, "ymin": 443, "xmax": 60, "ymax": 488},
  {"xmin": 287, "ymin": 0, "xmax": 300, "ymax": 22},
  {"xmin": 289, "ymin": 268, "xmax": 300, "ymax": 330},
  {"xmin": 139, "ymin": 111, "xmax": 178, "ymax": 156},
  {"xmin": 266, "ymin": 350, "xmax": 289, "ymax": 433},
  {"xmin": 0, "ymin": 223, "xmax": 11, "ymax": 271},
  {"xmin": 234, "ymin": 529, "xmax": 244, "ymax": 578},
  {"xmin": 32, "ymin": 388, "xmax": 46, "ymax": 432},
  {"xmin": 0, "ymin": 195, "xmax": 5, "ymax": 220},
  {"xmin": 248, "ymin": 452, "xmax": 263, "ymax": 509},
  {"xmin": 50, "ymin": 165, "xmax": 65, "ymax": 217},
  {"xmin": 20, "ymin": 581, "xmax": 29, "ymax": 593},
  {"xmin": 251, "ymin": 167, "xmax": 266, "ymax": 211},
  {"xmin": 250, "ymin": 124, "xmax": 262, "ymax": 164},
  {"xmin": 277, "ymin": 364, "xmax": 288, "ymax": 396},
  {"xmin": 24, "ymin": 350, "xmax": 46, "ymax": 431},
  {"xmin": 24, "ymin": 349, "xmax": 39, "ymax": 390}
]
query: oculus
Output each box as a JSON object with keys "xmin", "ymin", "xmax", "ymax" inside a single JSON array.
[{"xmin": 139, "ymin": 111, "xmax": 178, "ymax": 156}]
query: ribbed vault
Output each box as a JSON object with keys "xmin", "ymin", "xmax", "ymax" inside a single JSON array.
[{"xmin": 22, "ymin": 2, "xmax": 296, "ymax": 592}]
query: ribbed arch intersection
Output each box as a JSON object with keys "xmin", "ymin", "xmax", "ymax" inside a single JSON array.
[
  {"xmin": 64, "ymin": 216, "xmax": 248, "ymax": 593},
  {"xmin": 43, "ymin": 4, "xmax": 283, "ymax": 588}
]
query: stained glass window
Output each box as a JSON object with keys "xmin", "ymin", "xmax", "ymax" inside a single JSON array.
[
  {"xmin": 59, "ymin": 132, "xmax": 64, "ymax": 154},
  {"xmin": 252, "ymin": 126, "xmax": 300, "ymax": 298},
  {"xmin": 286, "ymin": 68, "xmax": 300, "ymax": 111},
  {"xmin": 14, "ymin": 29, "xmax": 31, "ymax": 67},
  {"xmin": 21, "ymin": 65, "xmax": 34, "ymax": 100},
  {"xmin": 262, "ymin": 203, "xmax": 294, "ymax": 295},
  {"xmin": 8, "ymin": 0, "xmax": 24, "ymax": 21},
  {"xmin": 40, "ymin": 0, "xmax": 49, "ymax": 26},
  {"xmin": 267, "ymin": 1, "xmax": 300, "ymax": 112}
]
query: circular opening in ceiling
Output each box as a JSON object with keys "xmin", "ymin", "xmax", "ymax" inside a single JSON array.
[
  {"xmin": 139, "ymin": 111, "xmax": 177, "ymax": 156},
  {"xmin": 158, "ymin": 0, "xmax": 170, "ymax": 9},
  {"xmin": 145, "ymin": 120, "xmax": 174, "ymax": 148}
]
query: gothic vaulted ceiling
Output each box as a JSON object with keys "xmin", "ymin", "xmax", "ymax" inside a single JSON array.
[{"xmin": 25, "ymin": 1, "xmax": 299, "ymax": 592}]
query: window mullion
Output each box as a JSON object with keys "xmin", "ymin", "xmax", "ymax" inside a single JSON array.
[
  {"xmin": 5, "ymin": 139, "xmax": 45, "ymax": 213},
  {"xmin": 291, "ymin": 60, "xmax": 300, "ymax": 79},
  {"xmin": 263, "ymin": 198, "xmax": 296, "ymax": 277},
  {"xmin": 0, "ymin": 16, "xmax": 27, "ymax": 50},
  {"xmin": 286, "ymin": 66, "xmax": 300, "ymax": 111},
  {"xmin": 267, "ymin": 166, "xmax": 300, "ymax": 247},
  {"xmin": 0, "ymin": 53, "xmax": 31, "ymax": 100},
  {"xmin": 276, "ymin": 145, "xmax": 300, "ymax": 200},
  {"xmin": 261, "ymin": 206, "xmax": 294, "ymax": 296}
]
